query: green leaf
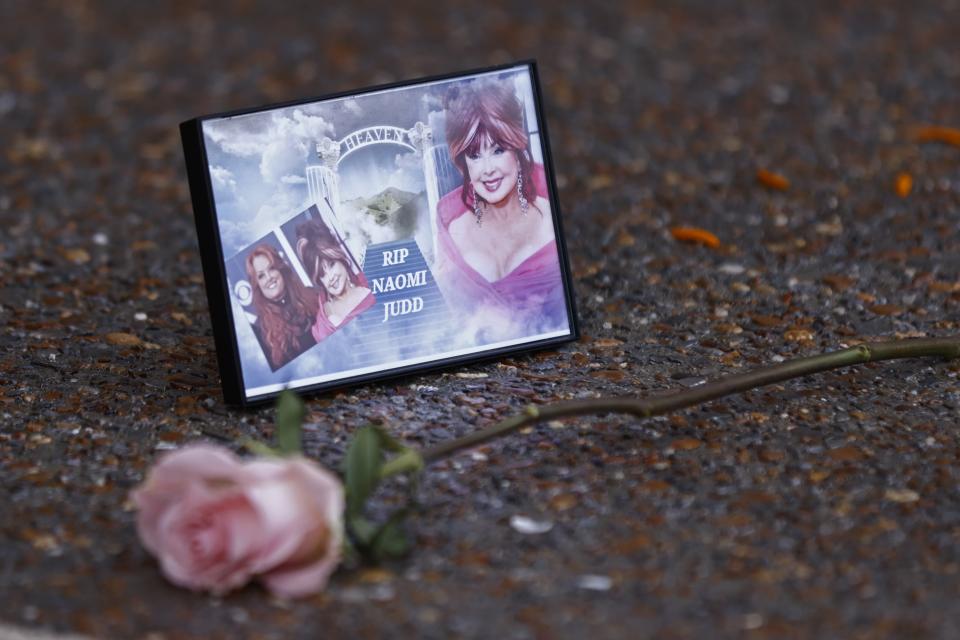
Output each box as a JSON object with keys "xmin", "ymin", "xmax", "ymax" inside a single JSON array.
[
  {"xmin": 347, "ymin": 514, "xmax": 378, "ymax": 546},
  {"xmin": 344, "ymin": 425, "xmax": 383, "ymax": 516},
  {"xmin": 241, "ymin": 439, "xmax": 280, "ymax": 457},
  {"xmin": 378, "ymin": 448, "xmax": 424, "ymax": 479},
  {"xmin": 370, "ymin": 512, "xmax": 410, "ymax": 559},
  {"xmin": 275, "ymin": 390, "xmax": 305, "ymax": 455}
]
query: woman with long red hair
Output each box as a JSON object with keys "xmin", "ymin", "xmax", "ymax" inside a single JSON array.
[
  {"xmin": 245, "ymin": 244, "xmax": 318, "ymax": 370},
  {"xmin": 435, "ymin": 76, "xmax": 567, "ymax": 340}
]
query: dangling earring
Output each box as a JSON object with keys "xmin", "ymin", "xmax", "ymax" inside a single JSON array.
[
  {"xmin": 517, "ymin": 167, "xmax": 529, "ymax": 216},
  {"xmin": 472, "ymin": 185, "xmax": 485, "ymax": 226}
]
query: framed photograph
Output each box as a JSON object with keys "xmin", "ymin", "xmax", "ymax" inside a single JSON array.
[{"xmin": 181, "ymin": 61, "xmax": 579, "ymax": 406}]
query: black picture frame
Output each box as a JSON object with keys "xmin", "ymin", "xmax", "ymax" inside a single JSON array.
[{"xmin": 181, "ymin": 60, "xmax": 579, "ymax": 406}]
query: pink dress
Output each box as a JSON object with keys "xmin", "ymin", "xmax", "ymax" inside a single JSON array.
[
  {"xmin": 311, "ymin": 272, "xmax": 376, "ymax": 342},
  {"xmin": 434, "ymin": 164, "xmax": 568, "ymax": 340}
]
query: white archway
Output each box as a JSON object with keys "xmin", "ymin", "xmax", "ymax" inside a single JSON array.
[{"xmin": 336, "ymin": 126, "xmax": 417, "ymax": 164}]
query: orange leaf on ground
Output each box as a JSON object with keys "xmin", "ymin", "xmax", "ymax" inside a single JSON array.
[
  {"xmin": 869, "ymin": 304, "xmax": 904, "ymax": 316},
  {"xmin": 894, "ymin": 172, "xmax": 913, "ymax": 198},
  {"xmin": 671, "ymin": 438, "xmax": 703, "ymax": 451},
  {"xmin": 915, "ymin": 125, "xmax": 960, "ymax": 147},
  {"xmin": 827, "ymin": 445, "xmax": 865, "ymax": 462},
  {"xmin": 670, "ymin": 226, "xmax": 721, "ymax": 248},
  {"xmin": 784, "ymin": 328, "xmax": 814, "ymax": 342},
  {"xmin": 105, "ymin": 332, "xmax": 143, "ymax": 347},
  {"xmin": 591, "ymin": 338, "xmax": 624, "ymax": 348},
  {"xmin": 60, "ymin": 248, "xmax": 91, "ymax": 264},
  {"xmin": 756, "ymin": 168, "xmax": 790, "ymax": 191},
  {"xmin": 822, "ymin": 274, "xmax": 857, "ymax": 291}
]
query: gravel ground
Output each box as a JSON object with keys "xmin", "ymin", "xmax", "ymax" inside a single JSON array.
[{"xmin": 2, "ymin": 1, "xmax": 959, "ymax": 638}]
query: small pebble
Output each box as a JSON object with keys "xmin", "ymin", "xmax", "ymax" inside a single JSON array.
[
  {"xmin": 884, "ymin": 488, "xmax": 920, "ymax": 503},
  {"xmin": 510, "ymin": 515, "xmax": 554, "ymax": 535},
  {"xmin": 229, "ymin": 608, "xmax": 249, "ymax": 624},
  {"xmin": 576, "ymin": 574, "xmax": 613, "ymax": 591},
  {"xmin": 768, "ymin": 84, "xmax": 790, "ymax": 105},
  {"xmin": 414, "ymin": 385, "xmax": 438, "ymax": 392},
  {"xmin": 743, "ymin": 613, "xmax": 765, "ymax": 630},
  {"xmin": 718, "ymin": 263, "xmax": 745, "ymax": 275}
]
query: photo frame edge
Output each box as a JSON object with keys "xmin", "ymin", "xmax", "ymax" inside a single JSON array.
[
  {"xmin": 526, "ymin": 60, "xmax": 582, "ymax": 343},
  {"xmin": 180, "ymin": 118, "xmax": 247, "ymax": 405}
]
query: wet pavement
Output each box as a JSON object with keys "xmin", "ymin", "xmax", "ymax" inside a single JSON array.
[{"xmin": 1, "ymin": 1, "xmax": 959, "ymax": 638}]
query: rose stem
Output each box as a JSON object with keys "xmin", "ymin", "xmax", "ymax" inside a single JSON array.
[{"xmin": 419, "ymin": 336, "xmax": 960, "ymax": 465}]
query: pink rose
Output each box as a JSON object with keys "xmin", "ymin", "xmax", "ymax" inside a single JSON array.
[{"xmin": 131, "ymin": 444, "xmax": 343, "ymax": 598}]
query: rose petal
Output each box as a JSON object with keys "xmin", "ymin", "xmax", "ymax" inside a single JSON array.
[
  {"xmin": 255, "ymin": 459, "xmax": 343, "ymax": 598},
  {"xmin": 242, "ymin": 479, "xmax": 313, "ymax": 572},
  {"xmin": 132, "ymin": 445, "xmax": 246, "ymax": 553},
  {"xmin": 143, "ymin": 444, "xmax": 245, "ymax": 486},
  {"xmin": 154, "ymin": 497, "xmax": 219, "ymax": 590},
  {"xmin": 153, "ymin": 484, "xmax": 264, "ymax": 593},
  {"xmin": 244, "ymin": 459, "xmax": 344, "ymax": 572},
  {"xmin": 259, "ymin": 549, "xmax": 340, "ymax": 598},
  {"xmin": 285, "ymin": 459, "xmax": 345, "ymax": 536}
]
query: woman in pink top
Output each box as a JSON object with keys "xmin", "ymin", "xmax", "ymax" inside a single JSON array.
[
  {"xmin": 295, "ymin": 219, "xmax": 375, "ymax": 342},
  {"xmin": 435, "ymin": 77, "xmax": 567, "ymax": 342}
]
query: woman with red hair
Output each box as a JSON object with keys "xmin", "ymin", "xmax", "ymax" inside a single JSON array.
[
  {"xmin": 244, "ymin": 244, "xmax": 318, "ymax": 370},
  {"xmin": 435, "ymin": 76, "xmax": 567, "ymax": 340},
  {"xmin": 296, "ymin": 219, "xmax": 375, "ymax": 342}
]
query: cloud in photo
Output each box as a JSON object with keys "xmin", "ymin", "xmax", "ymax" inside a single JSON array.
[
  {"xmin": 219, "ymin": 186, "xmax": 309, "ymax": 258},
  {"xmin": 341, "ymin": 98, "xmax": 363, "ymax": 116},
  {"xmin": 257, "ymin": 109, "xmax": 336, "ymax": 183},
  {"xmin": 205, "ymin": 119, "xmax": 273, "ymax": 157},
  {"xmin": 421, "ymin": 91, "xmax": 443, "ymax": 111},
  {"xmin": 209, "ymin": 164, "xmax": 245, "ymax": 209},
  {"xmin": 205, "ymin": 108, "xmax": 335, "ymax": 159},
  {"xmin": 247, "ymin": 189, "xmax": 306, "ymax": 243},
  {"xmin": 210, "ymin": 165, "xmax": 238, "ymax": 192},
  {"xmin": 385, "ymin": 150, "xmax": 427, "ymax": 194},
  {"xmin": 427, "ymin": 108, "xmax": 448, "ymax": 146}
]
